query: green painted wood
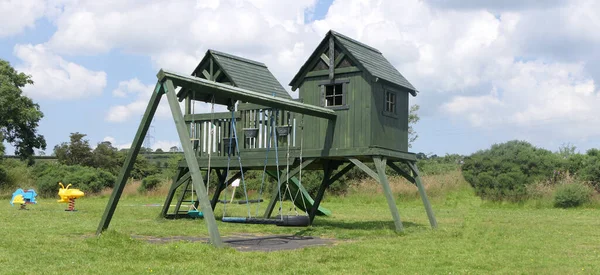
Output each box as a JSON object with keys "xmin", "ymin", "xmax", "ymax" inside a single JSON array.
[
  {"xmin": 334, "ymin": 53, "xmax": 346, "ymax": 67},
  {"xmin": 157, "ymin": 70, "xmax": 336, "ymax": 120},
  {"xmin": 328, "ymin": 162, "xmax": 355, "ymax": 186},
  {"xmin": 164, "ymin": 80, "xmax": 223, "ymax": 248},
  {"xmin": 284, "ymin": 175, "xmax": 332, "ymax": 216},
  {"xmin": 407, "ymin": 161, "xmax": 438, "ymax": 229},
  {"xmin": 329, "ymin": 36, "xmax": 334, "ymax": 80},
  {"xmin": 161, "ymin": 168, "xmax": 189, "ymax": 217},
  {"xmin": 373, "ymin": 156, "xmax": 404, "ymax": 232},
  {"xmin": 173, "ymin": 178, "xmax": 192, "ymax": 214},
  {"xmin": 388, "ymin": 162, "xmax": 415, "ymax": 184},
  {"xmin": 263, "ymin": 158, "xmax": 315, "ymax": 218},
  {"xmin": 211, "ymin": 171, "xmax": 242, "ymax": 209},
  {"xmin": 305, "ymin": 66, "xmax": 360, "ymax": 78},
  {"xmin": 308, "ymin": 161, "xmax": 334, "ymax": 223},
  {"xmin": 96, "ymin": 83, "xmax": 163, "ymax": 235},
  {"xmin": 347, "ymin": 158, "xmax": 378, "ymax": 181},
  {"xmin": 290, "ymin": 30, "xmax": 416, "ymax": 94}
]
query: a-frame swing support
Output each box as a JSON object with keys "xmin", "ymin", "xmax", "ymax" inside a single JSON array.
[
  {"xmin": 96, "ymin": 70, "xmax": 337, "ymax": 247},
  {"xmin": 96, "ymin": 69, "xmax": 438, "ymax": 248}
]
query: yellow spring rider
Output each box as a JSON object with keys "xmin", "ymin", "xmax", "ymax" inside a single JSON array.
[{"xmin": 58, "ymin": 182, "xmax": 85, "ymax": 211}]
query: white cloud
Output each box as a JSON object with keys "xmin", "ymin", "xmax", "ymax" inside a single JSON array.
[
  {"xmin": 0, "ymin": 0, "xmax": 46, "ymax": 37},
  {"xmin": 152, "ymin": 140, "xmax": 180, "ymax": 152},
  {"xmin": 102, "ymin": 136, "xmax": 130, "ymax": 149},
  {"xmin": 106, "ymin": 79, "xmax": 164, "ymax": 122},
  {"xmin": 14, "ymin": 44, "xmax": 107, "ymax": 100},
  {"xmin": 11, "ymin": 0, "xmax": 600, "ymax": 146}
]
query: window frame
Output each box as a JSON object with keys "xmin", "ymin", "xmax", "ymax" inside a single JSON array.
[
  {"xmin": 318, "ymin": 79, "xmax": 350, "ymax": 110},
  {"xmin": 382, "ymin": 88, "xmax": 398, "ymax": 118}
]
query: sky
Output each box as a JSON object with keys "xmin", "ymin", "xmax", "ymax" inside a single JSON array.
[{"xmin": 1, "ymin": 0, "xmax": 600, "ymax": 156}]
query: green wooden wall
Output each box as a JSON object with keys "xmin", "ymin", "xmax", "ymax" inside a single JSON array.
[
  {"xmin": 298, "ymin": 70, "xmax": 372, "ymax": 152},
  {"xmin": 370, "ymin": 82, "xmax": 409, "ymax": 152}
]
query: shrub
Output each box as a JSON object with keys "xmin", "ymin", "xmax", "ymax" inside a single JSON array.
[
  {"xmin": 553, "ymin": 183, "xmax": 592, "ymax": 208},
  {"xmin": 33, "ymin": 162, "xmax": 115, "ymax": 197},
  {"xmin": 138, "ymin": 174, "xmax": 164, "ymax": 193},
  {"xmin": 579, "ymin": 149, "xmax": 600, "ymax": 191},
  {"xmin": 0, "ymin": 159, "xmax": 34, "ymax": 191},
  {"xmin": 462, "ymin": 140, "xmax": 561, "ymax": 201}
]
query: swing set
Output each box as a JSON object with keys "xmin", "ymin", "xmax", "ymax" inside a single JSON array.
[{"xmin": 97, "ymin": 31, "xmax": 438, "ymax": 248}]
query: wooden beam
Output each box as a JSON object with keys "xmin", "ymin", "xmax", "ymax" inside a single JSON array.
[
  {"xmin": 158, "ymin": 69, "xmax": 336, "ymax": 120},
  {"xmin": 388, "ymin": 162, "xmax": 415, "ymax": 184},
  {"xmin": 213, "ymin": 69, "xmax": 222, "ymax": 81},
  {"xmin": 407, "ymin": 161, "xmax": 438, "ymax": 229},
  {"xmin": 327, "ymin": 162, "xmax": 355, "ymax": 187},
  {"xmin": 164, "ymin": 79, "xmax": 223, "ymax": 247},
  {"xmin": 309, "ymin": 160, "xmax": 334, "ymax": 223},
  {"xmin": 374, "ymin": 156, "xmax": 404, "ymax": 233},
  {"xmin": 329, "ymin": 36, "xmax": 334, "ymax": 80},
  {"xmin": 161, "ymin": 168, "xmax": 189, "ymax": 217},
  {"xmin": 263, "ymin": 158, "xmax": 316, "ymax": 218},
  {"xmin": 97, "ymin": 83, "xmax": 163, "ymax": 235},
  {"xmin": 320, "ymin": 53, "xmax": 330, "ymax": 66},
  {"xmin": 334, "ymin": 53, "xmax": 346, "ymax": 68},
  {"xmin": 211, "ymin": 171, "xmax": 242, "ymax": 209},
  {"xmin": 201, "ymin": 69, "xmax": 211, "ymax": 80},
  {"xmin": 347, "ymin": 158, "xmax": 379, "ymax": 181}
]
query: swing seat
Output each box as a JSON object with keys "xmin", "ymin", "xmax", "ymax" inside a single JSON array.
[
  {"xmin": 187, "ymin": 210, "xmax": 204, "ymax": 218},
  {"xmin": 222, "ymin": 215, "xmax": 310, "ymax": 227}
]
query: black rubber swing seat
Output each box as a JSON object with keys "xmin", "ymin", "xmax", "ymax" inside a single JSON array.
[
  {"xmin": 222, "ymin": 215, "xmax": 310, "ymax": 227},
  {"xmin": 218, "ymin": 199, "xmax": 264, "ymax": 205}
]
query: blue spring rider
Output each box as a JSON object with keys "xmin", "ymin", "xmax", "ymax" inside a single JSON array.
[{"xmin": 10, "ymin": 188, "xmax": 38, "ymax": 210}]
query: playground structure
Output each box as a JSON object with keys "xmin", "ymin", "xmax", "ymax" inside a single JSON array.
[
  {"xmin": 97, "ymin": 30, "xmax": 437, "ymax": 247},
  {"xmin": 10, "ymin": 189, "xmax": 37, "ymax": 210},
  {"xmin": 58, "ymin": 183, "xmax": 85, "ymax": 211}
]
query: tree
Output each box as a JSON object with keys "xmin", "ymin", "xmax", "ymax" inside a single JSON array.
[
  {"xmin": 408, "ymin": 104, "xmax": 420, "ymax": 148},
  {"xmin": 0, "ymin": 59, "xmax": 46, "ymax": 160},
  {"xmin": 169, "ymin": 146, "xmax": 180, "ymax": 152},
  {"xmin": 92, "ymin": 141, "xmax": 119, "ymax": 174},
  {"xmin": 155, "ymin": 148, "xmax": 164, "ymax": 153},
  {"xmin": 54, "ymin": 132, "xmax": 93, "ymax": 166}
]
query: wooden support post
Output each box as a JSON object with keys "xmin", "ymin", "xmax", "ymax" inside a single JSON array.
[
  {"xmin": 264, "ymin": 158, "xmax": 315, "ymax": 218},
  {"xmin": 97, "ymin": 83, "xmax": 163, "ymax": 235},
  {"xmin": 309, "ymin": 161, "xmax": 334, "ymax": 223},
  {"xmin": 388, "ymin": 162, "xmax": 415, "ymax": 184},
  {"xmin": 407, "ymin": 161, "xmax": 438, "ymax": 229},
  {"xmin": 210, "ymin": 171, "xmax": 242, "ymax": 210},
  {"xmin": 161, "ymin": 168, "xmax": 188, "ymax": 217},
  {"xmin": 173, "ymin": 179, "xmax": 191, "ymax": 214},
  {"xmin": 164, "ymin": 79, "xmax": 223, "ymax": 247},
  {"xmin": 347, "ymin": 158, "xmax": 379, "ymax": 182},
  {"xmin": 373, "ymin": 156, "xmax": 404, "ymax": 233}
]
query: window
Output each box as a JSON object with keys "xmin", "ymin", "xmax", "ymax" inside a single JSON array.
[
  {"xmin": 325, "ymin": 84, "xmax": 344, "ymax": 107},
  {"xmin": 385, "ymin": 91, "xmax": 396, "ymax": 113},
  {"xmin": 319, "ymin": 79, "xmax": 349, "ymax": 110}
]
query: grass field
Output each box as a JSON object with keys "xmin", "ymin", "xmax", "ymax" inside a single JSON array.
[{"xmin": 1, "ymin": 171, "xmax": 600, "ymax": 274}]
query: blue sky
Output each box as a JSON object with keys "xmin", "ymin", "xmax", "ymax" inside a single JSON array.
[{"xmin": 1, "ymin": 0, "xmax": 600, "ymax": 156}]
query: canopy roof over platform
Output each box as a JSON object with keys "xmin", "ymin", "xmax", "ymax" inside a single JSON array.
[
  {"xmin": 159, "ymin": 69, "xmax": 336, "ymax": 120},
  {"xmin": 192, "ymin": 50, "xmax": 291, "ymax": 99}
]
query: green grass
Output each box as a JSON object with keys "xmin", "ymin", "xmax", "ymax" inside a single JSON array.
[{"xmin": 2, "ymin": 179, "xmax": 600, "ymax": 274}]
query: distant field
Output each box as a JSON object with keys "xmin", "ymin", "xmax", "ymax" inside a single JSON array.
[{"xmin": 1, "ymin": 172, "xmax": 599, "ymax": 274}]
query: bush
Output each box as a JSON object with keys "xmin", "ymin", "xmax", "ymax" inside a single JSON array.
[
  {"xmin": 462, "ymin": 140, "xmax": 561, "ymax": 201},
  {"xmin": 553, "ymin": 183, "xmax": 592, "ymax": 208},
  {"xmin": 138, "ymin": 174, "xmax": 164, "ymax": 193},
  {"xmin": 0, "ymin": 159, "xmax": 34, "ymax": 191},
  {"xmin": 33, "ymin": 162, "xmax": 116, "ymax": 197}
]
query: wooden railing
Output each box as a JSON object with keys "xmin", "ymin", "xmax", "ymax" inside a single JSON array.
[{"xmin": 185, "ymin": 105, "xmax": 299, "ymax": 158}]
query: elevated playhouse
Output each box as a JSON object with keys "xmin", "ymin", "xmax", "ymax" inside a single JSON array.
[{"xmin": 97, "ymin": 30, "xmax": 437, "ymax": 247}]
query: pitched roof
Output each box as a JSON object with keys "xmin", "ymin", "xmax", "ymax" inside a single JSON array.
[
  {"xmin": 290, "ymin": 30, "xmax": 417, "ymax": 95},
  {"xmin": 192, "ymin": 50, "xmax": 291, "ymax": 99}
]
